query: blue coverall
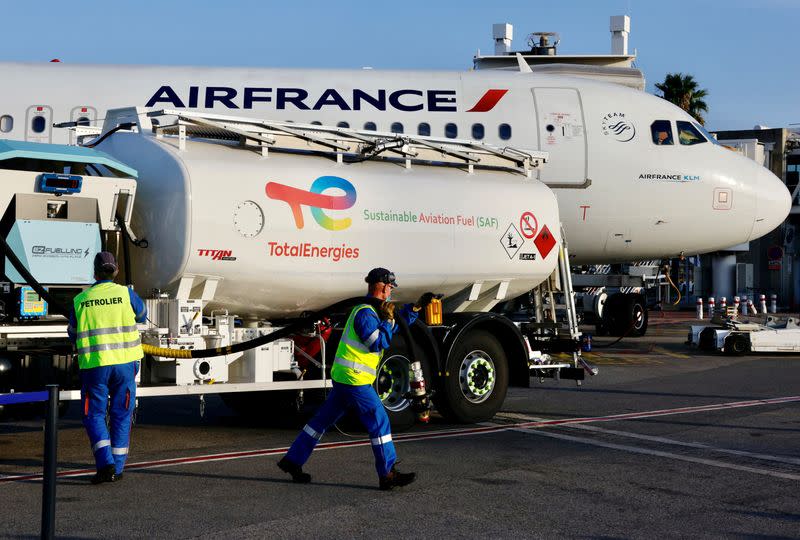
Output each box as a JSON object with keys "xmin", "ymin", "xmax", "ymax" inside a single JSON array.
[
  {"xmin": 68, "ymin": 281, "xmax": 148, "ymax": 474},
  {"xmin": 285, "ymin": 301, "xmax": 418, "ymax": 477}
]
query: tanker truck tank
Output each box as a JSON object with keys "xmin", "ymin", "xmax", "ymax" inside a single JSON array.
[
  {"xmin": 3, "ymin": 110, "xmax": 587, "ymax": 427},
  {"xmin": 94, "ymin": 109, "xmax": 560, "ymax": 318}
]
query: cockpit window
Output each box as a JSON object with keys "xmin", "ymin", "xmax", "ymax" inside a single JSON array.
[
  {"xmin": 651, "ymin": 120, "xmax": 674, "ymax": 145},
  {"xmin": 692, "ymin": 122, "xmax": 721, "ymax": 146},
  {"xmin": 676, "ymin": 121, "xmax": 706, "ymax": 146}
]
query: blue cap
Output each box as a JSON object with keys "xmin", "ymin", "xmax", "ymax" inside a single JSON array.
[
  {"xmin": 94, "ymin": 251, "xmax": 118, "ymax": 273},
  {"xmin": 365, "ymin": 267, "xmax": 397, "ymax": 287}
]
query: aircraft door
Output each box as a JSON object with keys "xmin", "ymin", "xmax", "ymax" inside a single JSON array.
[
  {"xmin": 69, "ymin": 106, "xmax": 98, "ymax": 145},
  {"xmin": 25, "ymin": 105, "xmax": 53, "ymax": 143},
  {"xmin": 532, "ymin": 88, "xmax": 587, "ymax": 186}
]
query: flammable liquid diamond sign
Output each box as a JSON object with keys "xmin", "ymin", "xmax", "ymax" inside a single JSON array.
[{"xmin": 534, "ymin": 225, "xmax": 556, "ymax": 259}]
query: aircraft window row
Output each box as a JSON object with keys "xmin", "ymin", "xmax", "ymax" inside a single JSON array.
[
  {"xmin": 0, "ymin": 115, "xmax": 12, "ymax": 133},
  {"xmin": 651, "ymin": 119, "xmax": 710, "ymax": 146},
  {"xmin": 304, "ymin": 121, "xmax": 512, "ymax": 140}
]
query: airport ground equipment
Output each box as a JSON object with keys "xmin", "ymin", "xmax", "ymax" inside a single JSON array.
[
  {"xmin": 1, "ymin": 108, "xmax": 592, "ymax": 425},
  {"xmin": 691, "ymin": 312, "xmax": 800, "ymax": 354}
]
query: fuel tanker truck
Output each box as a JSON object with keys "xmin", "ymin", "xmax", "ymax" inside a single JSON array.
[{"xmin": 0, "ymin": 108, "xmax": 585, "ymax": 426}]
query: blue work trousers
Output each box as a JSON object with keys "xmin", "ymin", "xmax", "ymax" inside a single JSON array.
[
  {"xmin": 285, "ymin": 382, "xmax": 396, "ymax": 478},
  {"xmin": 80, "ymin": 361, "xmax": 138, "ymax": 474}
]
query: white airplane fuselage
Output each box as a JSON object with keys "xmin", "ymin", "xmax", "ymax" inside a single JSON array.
[{"xmin": 0, "ymin": 62, "xmax": 790, "ymax": 264}]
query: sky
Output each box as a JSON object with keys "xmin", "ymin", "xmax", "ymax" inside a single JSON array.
[{"xmin": 2, "ymin": 0, "xmax": 798, "ymax": 130}]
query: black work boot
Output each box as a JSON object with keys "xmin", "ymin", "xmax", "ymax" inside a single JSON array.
[
  {"xmin": 277, "ymin": 457, "xmax": 311, "ymax": 483},
  {"xmin": 379, "ymin": 466, "xmax": 416, "ymax": 491},
  {"xmin": 90, "ymin": 464, "xmax": 118, "ymax": 485}
]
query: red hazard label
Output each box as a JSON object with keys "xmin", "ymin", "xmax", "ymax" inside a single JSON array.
[
  {"xmin": 519, "ymin": 212, "xmax": 538, "ymax": 239},
  {"xmin": 534, "ymin": 225, "xmax": 556, "ymax": 258}
]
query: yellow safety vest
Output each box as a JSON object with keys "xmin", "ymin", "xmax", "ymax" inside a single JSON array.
[
  {"xmin": 332, "ymin": 304, "xmax": 384, "ymax": 386},
  {"xmin": 73, "ymin": 282, "xmax": 143, "ymax": 370}
]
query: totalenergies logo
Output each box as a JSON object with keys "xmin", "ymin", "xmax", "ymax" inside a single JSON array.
[{"xmin": 266, "ymin": 176, "xmax": 357, "ymax": 231}]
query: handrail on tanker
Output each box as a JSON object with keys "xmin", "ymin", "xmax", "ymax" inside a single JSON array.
[{"xmin": 97, "ymin": 107, "xmax": 549, "ymax": 178}]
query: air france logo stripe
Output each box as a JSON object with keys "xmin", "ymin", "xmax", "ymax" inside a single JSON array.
[{"xmin": 466, "ymin": 89, "xmax": 509, "ymax": 112}]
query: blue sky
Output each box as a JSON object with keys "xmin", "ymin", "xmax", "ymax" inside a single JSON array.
[{"xmin": 2, "ymin": 0, "xmax": 797, "ymax": 130}]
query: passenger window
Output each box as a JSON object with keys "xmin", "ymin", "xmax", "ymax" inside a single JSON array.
[
  {"xmin": 364, "ymin": 121, "xmax": 377, "ymax": 131},
  {"xmin": 337, "ymin": 121, "xmax": 349, "ymax": 129},
  {"xmin": 0, "ymin": 115, "xmax": 13, "ymax": 133},
  {"xmin": 472, "ymin": 123, "xmax": 484, "ymax": 140},
  {"xmin": 676, "ymin": 121, "xmax": 705, "ymax": 146},
  {"xmin": 445, "ymin": 123, "xmax": 458, "ymax": 139},
  {"xmin": 498, "ymin": 123, "xmax": 512, "ymax": 140},
  {"xmin": 31, "ymin": 115, "xmax": 47, "ymax": 134},
  {"xmin": 390, "ymin": 122, "xmax": 404, "ymax": 134},
  {"xmin": 417, "ymin": 122, "xmax": 431, "ymax": 136},
  {"xmin": 311, "ymin": 121, "xmax": 322, "ymax": 125},
  {"xmin": 651, "ymin": 120, "xmax": 674, "ymax": 145}
]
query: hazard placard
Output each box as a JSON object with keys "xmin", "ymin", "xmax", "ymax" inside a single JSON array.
[
  {"xmin": 534, "ymin": 225, "xmax": 556, "ymax": 258},
  {"xmin": 519, "ymin": 212, "xmax": 538, "ymax": 239}
]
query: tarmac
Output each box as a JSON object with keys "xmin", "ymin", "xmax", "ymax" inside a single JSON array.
[{"xmin": 1, "ymin": 312, "xmax": 799, "ymax": 539}]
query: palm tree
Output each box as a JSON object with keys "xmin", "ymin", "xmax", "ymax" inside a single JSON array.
[{"xmin": 655, "ymin": 73, "xmax": 709, "ymax": 125}]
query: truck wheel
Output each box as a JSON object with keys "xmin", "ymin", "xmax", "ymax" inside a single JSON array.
[
  {"xmin": 605, "ymin": 294, "xmax": 648, "ymax": 336},
  {"xmin": 436, "ymin": 330, "xmax": 508, "ymax": 423},
  {"xmin": 375, "ymin": 351, "xmax": 416, "ymax": 432},
  {"xmin": 626, "ymin": 295, "xmax": 648, "ymax": 337},
  {"xmin": 724, "ymin": 334, "xmax": 749, "ymax": 355}
]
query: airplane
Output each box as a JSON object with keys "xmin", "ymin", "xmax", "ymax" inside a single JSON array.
[{"xmin": 0, "ymin": 60, "xmax": 791, "ymax": 332}]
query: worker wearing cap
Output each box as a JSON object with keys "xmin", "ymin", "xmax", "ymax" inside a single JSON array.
[
  {"xmin": 67, "ymin": 252, "xmax": 147, "ymax": 484},
  {"xmin": 278, "ymin": 267, "xmax": 435, "ymax": 490}
]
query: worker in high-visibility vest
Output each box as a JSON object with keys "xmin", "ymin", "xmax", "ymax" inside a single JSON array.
[
  {"xmin": 278, "ymin": 267, "xmax": 434, "ymax": 490},
  {"xmin": 68, "ymin": 252, "xmax": 147, "ymax": 484}
]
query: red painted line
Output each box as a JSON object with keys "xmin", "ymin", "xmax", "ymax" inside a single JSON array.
[{"xmin": 2, "ymin": 395, "xmax": 798, "ymax": 484}]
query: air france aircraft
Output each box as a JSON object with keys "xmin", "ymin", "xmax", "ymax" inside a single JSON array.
[{"xmin": 0, "ymin": 61, "xmax": 791, "ymax": 266}]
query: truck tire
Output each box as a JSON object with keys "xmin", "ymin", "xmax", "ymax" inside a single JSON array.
[
  {"xmin": 374, "ymin": 331, "xmax": 436, "ymax": 432},
  {"xmin": 604, "ymin": 293, "xmax": 648, "ymax": 337},
  {"xmin": 435, "ymin": 330, "xmax": 508, "ymax": 423},
  {"xmin": 724, "ymin": 334, "xmax": 750, "ymax": 356},
  {"xmin": 626, "ymin": 295, "xmax": 648, "ymax": 337}
]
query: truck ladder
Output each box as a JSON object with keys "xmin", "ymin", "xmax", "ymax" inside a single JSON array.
[{"xmin": 525, "ymin": 227, "xmax": 597, "ymax": 379}]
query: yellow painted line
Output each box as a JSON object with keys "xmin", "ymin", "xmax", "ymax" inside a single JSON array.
[{"xmin": 652, "ymin": 346, "xmax": 690, "ymax": 359}]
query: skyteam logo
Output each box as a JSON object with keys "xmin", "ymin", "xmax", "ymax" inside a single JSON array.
[
  {"xmin": 266, "ymin": 176, "xmax": 357, "ymax": 231},
  {"xmin": 601, "ymin": 112, "xmax": 636, "ymax": 142}
]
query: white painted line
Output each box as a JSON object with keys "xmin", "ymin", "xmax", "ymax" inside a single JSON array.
[
  {"xmin": 512, "ymin": 428, "xmax": 800, "ymax": 481},
  {"xmin": 566, "ymin": 424, "xmax": 800, "ymax": 466},
  {"xmin": 497, "ymin": 412, "xmax": 800, "ymax": 466}
]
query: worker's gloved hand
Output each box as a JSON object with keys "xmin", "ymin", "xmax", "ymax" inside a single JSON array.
[
  {"xmin": 380, "ymin": 301, "xmax": 396, "ymax": 321},
  {"xmin": 414, "ymin": 292, "xmax": 436, "ymax": 311}
]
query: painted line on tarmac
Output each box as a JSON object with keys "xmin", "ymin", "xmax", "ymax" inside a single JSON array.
[
  {"xmin": 511, "ymin": 428, "xmax": 800, "ymax": 481},
  {"xmin": 565, "ymin": 423, "xmax": 800, "ymax": 466},
  {"xmin": 1, "ymin": 394, "xmax": 798, "ymax": 484},
  {"xmin": 496, "ymin": 411, "xmax": 800, "ymax": 466}
]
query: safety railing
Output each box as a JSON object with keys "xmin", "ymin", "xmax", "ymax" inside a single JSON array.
[{"xmin": 0, "ymin": 385, "xmax": 59, "ymax": 540}]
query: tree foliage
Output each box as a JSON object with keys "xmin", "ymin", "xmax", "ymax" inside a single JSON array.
[{"xmin": 655, "ymin": 73, "xmax": 709, "ymax": 125}]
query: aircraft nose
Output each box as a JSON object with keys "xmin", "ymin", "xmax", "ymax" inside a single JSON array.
[{"xmin": 750, "ymin": 167, "xmax": 792, "ymax": 240}]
